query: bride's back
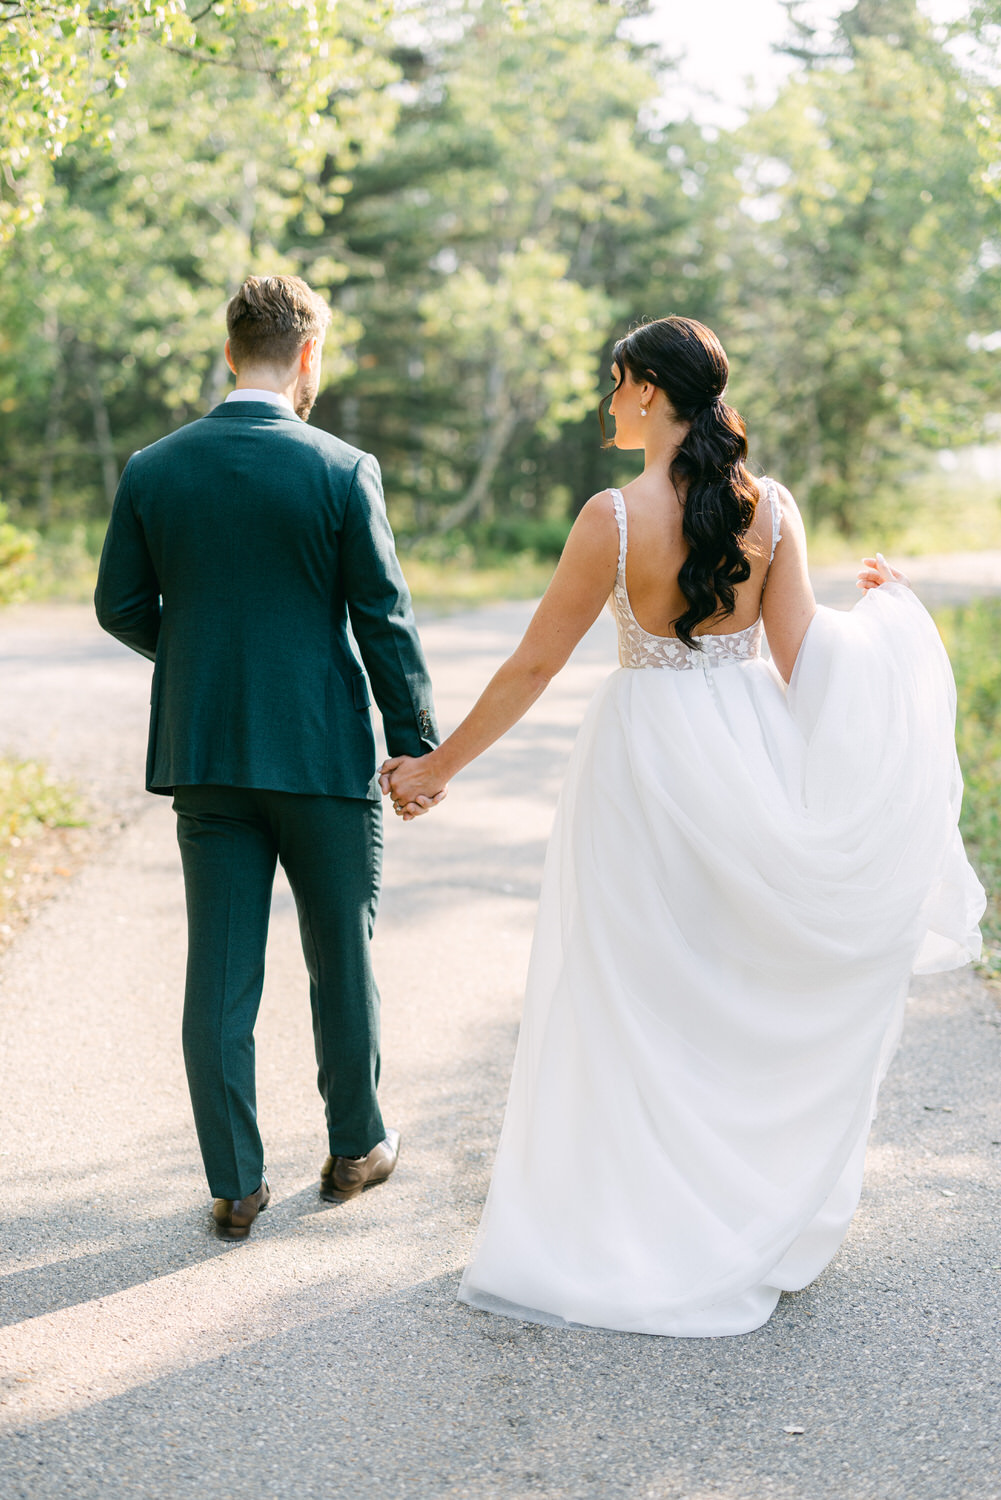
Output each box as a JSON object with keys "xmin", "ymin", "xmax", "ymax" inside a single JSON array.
[{"xmin": 617, "ymin": 474, "xmax": 775, "ymax": 639}]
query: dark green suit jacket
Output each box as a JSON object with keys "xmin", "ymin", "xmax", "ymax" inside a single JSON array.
[{"xmin": 95, "ymin": 399, "xmax": 437, "ymax": 800}]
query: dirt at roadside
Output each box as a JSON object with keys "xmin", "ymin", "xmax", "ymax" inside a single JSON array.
[{"xmin": 0, "ymin": 821, "xmax": 98, "ymax": 954}]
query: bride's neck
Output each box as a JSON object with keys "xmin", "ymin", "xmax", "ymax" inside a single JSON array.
[{"xmin": 640, "ymin": 435, "xmax": 687, "ymax": 498}]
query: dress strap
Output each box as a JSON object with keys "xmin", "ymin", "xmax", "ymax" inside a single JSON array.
[
  {"xmin": 764, "ymin": 477, "xmax": 782, "ymax": 563},
  {"xmin": 610, "ymin": 488, "xmax": 628, "ymax": 580}
]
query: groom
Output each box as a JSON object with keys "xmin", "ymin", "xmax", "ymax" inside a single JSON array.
[{"xmin": 95, "ymin": 274, "xmax": 439, "ymax": 1239}]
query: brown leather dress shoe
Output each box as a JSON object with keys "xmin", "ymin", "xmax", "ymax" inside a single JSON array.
[
  {"xmin": 320, "ymin": 1129, "xmax": 401, "ymax": 1203},
  {"xmin": 212, "ymin": 1177, "xmax": 270, "ymax": 1240}
]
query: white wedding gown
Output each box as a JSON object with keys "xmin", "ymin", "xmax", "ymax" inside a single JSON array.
[{"xmin": 457, "ymin": 482, "xmax": 985, "ymax": 1337}]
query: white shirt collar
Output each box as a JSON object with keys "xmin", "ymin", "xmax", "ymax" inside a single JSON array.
[{"xmin": 225, "ymin": 388, "xmax": 296, "ymax": 413}]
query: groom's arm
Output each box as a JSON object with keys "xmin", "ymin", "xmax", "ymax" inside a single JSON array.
[
  {"xmin": 94, "ymin": 456, "xmax": 162, "ymax": 662},
  {"xmin": 340, "ymin": 453, "xmax": 438, "ymax": 760}
]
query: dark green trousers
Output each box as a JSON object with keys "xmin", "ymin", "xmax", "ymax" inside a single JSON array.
[{"xmin": 173, "ymin": 784, "xmax": 385, "ymax": 1200}]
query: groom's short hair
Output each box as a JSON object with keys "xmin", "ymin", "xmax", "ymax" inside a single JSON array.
[{"xmin": 226, "ymin": 275, "xmax": 332, "ymax": 369}]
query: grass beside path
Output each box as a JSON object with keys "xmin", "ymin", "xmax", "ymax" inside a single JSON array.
[
  {"xmin": 402, "ymin": 549, "xmax": 557, "ymax": 613},
  {"xmin": 2, "ymin": 530, "xmax": 558, "ymax": 616},
  {"xmin": 934, "ymin": 599, "xmax": 1001, "ymax": 981},
  {"xmin": 0, "ymin": 760, "xmax": 90, "ymax": 950}
]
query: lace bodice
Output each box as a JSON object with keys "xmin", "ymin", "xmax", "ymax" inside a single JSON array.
[{"xmin": 611, "ymin": 480, "xmax": 781, "ymax": 671}]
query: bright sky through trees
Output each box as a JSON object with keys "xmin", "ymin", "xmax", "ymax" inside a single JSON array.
[{"xmin": 635, "ymin": 0, "xmax": 975, "ymax": 124}]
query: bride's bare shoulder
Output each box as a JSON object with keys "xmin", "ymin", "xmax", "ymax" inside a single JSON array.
[
  {"xmin": 579, "ymin": 487, "xmax": 619, "ymax": 515},
  {"xmin": 568, "ymin": 488, "xmax": 621, "ymax": 539}
]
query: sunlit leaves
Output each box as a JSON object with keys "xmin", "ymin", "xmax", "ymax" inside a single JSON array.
[
  {"xmin": 0, "ymin": 1, "xmax": 395, "ymax": 511},
  {"xmin": 419, "ymin": 246, "xmax": 612, "ymax": 441},
  {"xmin": 0, "ymin": 0, "xmax": 393, "ymax": 240},
  {"xmin": 324, "ymin": 0, "xmax": 663, "ymax": 530},
  {"xmin": 723, "ymin": 18, "xmax": 1001, "ymax": 530}
]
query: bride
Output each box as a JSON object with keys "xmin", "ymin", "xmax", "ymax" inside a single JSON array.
[{"xmin": 381, "ymin": 316, "xmax": 985, "ymax": 1338}]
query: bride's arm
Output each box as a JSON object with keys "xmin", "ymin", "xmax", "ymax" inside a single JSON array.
[
  {"xmin": 760, "ymin": 485, "xmax": 817, "ymax": 684},
  {"xmin": 383, "ymin": 492, "xmax": 620, "ymax": 808}
]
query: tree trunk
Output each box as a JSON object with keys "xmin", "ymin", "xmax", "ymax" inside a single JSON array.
[
  {"xmin": 340, "ymin": 395, "xmax": 361, "ymax": 449},
  {"xmin": 433, "ymin": 401, "xmax": 518, "ymax": 534},
  {"xmin": 572, "ymin": 220, "xmax": 599, "ymax": 278},
  {"xmin": 37, "ymin": 335, "xmax": 67, "ymax": 525},
  {"xmin": 204, "ymin": 344, "xmax": 233, "ymax": 411},
  {"xmin": 79, "ymin": 344, "xmax": 118, "ymax": 508},
  {"xmin": 204, "ymin": 157, "xmax": 258, "ymax": 409}
]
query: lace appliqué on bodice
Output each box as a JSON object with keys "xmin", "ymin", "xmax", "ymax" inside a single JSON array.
[
  {"xmin": 610, "ymin": 481, "xmax": 781, "ymax": 671},
  {"xmin": 616, "ymin": 607, "xmax": 764, "ymax": 671}
]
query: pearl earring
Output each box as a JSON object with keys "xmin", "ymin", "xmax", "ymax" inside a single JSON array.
[{"xmin": 640, "ymin": 407, "xmax": 647, "ymax": 416}]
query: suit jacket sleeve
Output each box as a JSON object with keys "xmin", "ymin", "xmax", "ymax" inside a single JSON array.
[
  {"xmin": 340, "ymin": 453, "xmax": 438, "ymax": 759},
  {"xmin": 94, "ymin": 455, "xmax": 161, "ymax": 662}
]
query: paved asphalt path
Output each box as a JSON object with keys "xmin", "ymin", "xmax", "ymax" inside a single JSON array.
[{"xmin": 0, "ymin": 560, "xmax": 999, "ymax": 1500}]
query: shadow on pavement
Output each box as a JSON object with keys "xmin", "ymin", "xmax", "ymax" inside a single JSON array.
[{"xmin": 0, "ymin": 975, "xmax": 999, "ymax": 1500}]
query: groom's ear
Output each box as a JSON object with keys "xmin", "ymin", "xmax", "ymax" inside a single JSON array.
[
  {"xmin": 224, "ymin": 339, "xmax": 238, "ymax": 375},
  {"xmin": 299, "ymin": 337, "xmax": 319, "ymax": 371}
]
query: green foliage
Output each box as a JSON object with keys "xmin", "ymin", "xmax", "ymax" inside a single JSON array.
[
  {"xmin": 968, "ymin": 0, "xmax": 1001, "ymax": 38},
  {"xmin": 0, "ymin": 0, "xmax": 397, "ymax": 516},
  {"xmin": 317, "ymin": 0, "xmax": 667, "ymax": 532},
  {"xmin": 0, "ymin": 1, "xmax": 388, "ymax": 240},
  {"xmin": 0, "ymin": 501, "xmax": 35, "ymax": 602},
  {"xmin": 0, "ymin": 756, "xmax": 87, "ymax": 938},
  {"xmin": 722, "ymin": 2, "xmax": 1001, "ymax": 531},
  {"xmin": 804, "ymin": 469, "xmax": 1001, "ymax": 565},
  {"xmin": 0, "ymin": 0, "xmax": 998, "ymax": 549},
  {"xmin": 469, "ymin": 513, "xmax": 573, "ymax": 560},
  {"xmin": 19, "ymin": 519, "xmax": 104, "ymax": 600},
  {"xmin": 0, "ymin": 757, "xmax": 85, "ymax": 839},
  {"xmin": 934, "ymin": 599, "xmax": 1001, "ymax": 977}
]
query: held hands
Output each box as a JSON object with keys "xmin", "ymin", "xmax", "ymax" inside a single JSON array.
[
  {"xmin": 379, "ymin": 754, "xmax": 449, "ymax": 822},
  {"xmin": 857, "ymin": 553, "xmax": 911, "ymax": 592}
]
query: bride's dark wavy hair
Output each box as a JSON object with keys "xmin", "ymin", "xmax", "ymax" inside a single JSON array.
[{"xmin": 599, "ymin": 317, "xmax": 759, "ymax": 648}]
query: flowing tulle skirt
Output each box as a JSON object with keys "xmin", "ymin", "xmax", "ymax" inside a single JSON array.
[{"xmin": 458, "ymin": 585, "xmax": 985, "ymax": 1336}]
